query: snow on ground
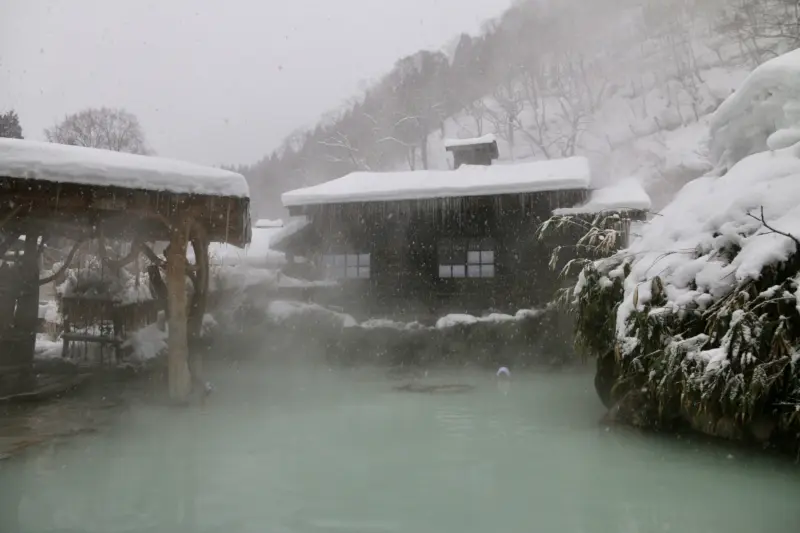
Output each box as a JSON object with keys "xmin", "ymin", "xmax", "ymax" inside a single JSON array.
[
  {"xmin": 553, "ymin": 178, "xmax": 651, "ymax": 215},
  {"xmin": 710, "ymin": 49, "xmax": 800, "ymax": 171},
  {"xmin": 0, "ymin": 138, "xmax": 249, "ymax": 197},
  {"xmin": 282, "ymin": 157, "xmax": 590, "ymax": 207}
]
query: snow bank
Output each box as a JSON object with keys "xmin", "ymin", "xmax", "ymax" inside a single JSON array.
[
  {"xmin": 360, "ymin": 318, "xmax": 424, "ymax": 330},
  {"xmin": 710, "ymin": 49, "xmax": 800, "ymax": 170},
  {"xmin": 282, "ymin": 157, "xmax": 590, "ymax": 207},
  {"xmin": 435, "ymin": 309, "xmax": 541, "ymax": 329},
  {"xmin": 614, "ymin": 143, "xmax": 800, "ymax": 339},
  {"xmin": 0, "ymin": 138, "xmax": 249, "ymax": 198},
  {"xmin": 553, "ymin": 178, "xmax": 651, "ymax": 215},
  {"xmin": 122, "ymin": 323, "xmax": 167, "ymax": 362},
  {"xmin": 267, "ymin": 300, "xmax": 357, "ymax": 328},
  {"xmin": 444, "ymin": 133, "xmax": 497, "ymax": 149},
  {"xmin": 260, "ymin": 301, "xmax": 543, "ymax": 331}
]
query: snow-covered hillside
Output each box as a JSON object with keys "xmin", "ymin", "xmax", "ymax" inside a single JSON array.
[
  {"xmin": 247, "ymin": 0, "xmax": 799, "ymax": 219},
  {"xmin": 423, "ymin": 2, "xmax": 757, "ymax": 210}
]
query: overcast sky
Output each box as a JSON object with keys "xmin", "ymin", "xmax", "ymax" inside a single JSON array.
[{"xmin": 0, "ymin": 0, "xmax": 510, "ymax": 167}]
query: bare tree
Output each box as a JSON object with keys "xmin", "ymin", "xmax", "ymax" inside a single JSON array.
[
  {"xmin": 463, "ymin": 100, "xmax": 486, "ymax": 136},
  {"xmin": 484, "ymin": 74, "xmax": 525, "ymax": 159},
  {"xmin": 318, "ymin": 131, "xmax": 372, "ymax": 171},
  {"xmin": 44, "ymin": 107, "xmax": 150, "ymax": 154}
]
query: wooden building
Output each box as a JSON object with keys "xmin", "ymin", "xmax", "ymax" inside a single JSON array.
[
  {"xmin": 444, "ymin": 134, "xmax": 499, "ymax": 168},
  {"xmin": 276, "ymin": 155, "xmax": 601, "ymax": 319}
]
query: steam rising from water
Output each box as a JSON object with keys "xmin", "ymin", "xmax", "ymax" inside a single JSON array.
[{"xmin": 2, "ymin": 354, "xmax": 800, "ymax": 533}]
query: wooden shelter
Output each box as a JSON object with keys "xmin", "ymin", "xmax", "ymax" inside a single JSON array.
[
  {"xmin": 0, "ymin": 139, "xmax": 250, "ymax": 400},
  {"xmin": 444, "ymin": 134, "xmax": 499, "ymax": 168}
]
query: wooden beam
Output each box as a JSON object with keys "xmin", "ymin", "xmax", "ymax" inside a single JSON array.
[{"xmin": 166, "ymin": 216, "xmax": 191, "ymax": 401}]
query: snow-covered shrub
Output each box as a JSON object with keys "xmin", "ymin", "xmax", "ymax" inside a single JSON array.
[
  {"xmin": 57, "ymin": 255, "xmax": 150, "ymax": 304},
  {"xmin": 557, "ymin": 137, "xmax": 800, "ymax": 439}
]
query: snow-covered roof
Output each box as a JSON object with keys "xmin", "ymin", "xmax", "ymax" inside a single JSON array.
[
  {"xmin": 282, "ymin": 157, "xmax": 590, "ymax": 207},
  {"xmin": 254, "ymin": 218, "xmax": 283, "ymax": 228},
  {"xmin": 710, "ymin": 49, "xmax": 800, "ymax": 171},
  {"xmin": 0, "ymin": 138, "xmax": 249, "ymax": 198},
  {"xmin": 553, "ymin": 178, "xmax": 651, "ymax": 215},
  {"xmin": 269, "ymin": 216, "xmax": 311, "ymax": 249},
  {"xmin": 189, "ymin": 225, "xmax": 286, "ymax": 268},
  {"xmin": 444, "ymin": 133, "xmax": 497, "ymax": 149}
]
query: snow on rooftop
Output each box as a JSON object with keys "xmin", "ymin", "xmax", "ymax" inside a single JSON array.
[
  {"xmin": 282, "ymin": 156, "xmax": 590, "ymax": 207},
  {"xmin": 254, "ymin": 218, "xmax": 283, "ymax": 228},
  {"xmin": 710, "ymin": 49, "xmax": 800, "ymax": 171},
  {"xmin": 553, "ymin": 178, "xmax": 651, "ymax": 215},
  {"xmin": 268, "ymin": 216, "xmax": 311, "ymax": 249},
  {"xmin": 444, "ymin": 133, "xmax": 497, "ymax": 149},
  {"xmin": 189, "ymin": 225, "xmax": 286, "ymax": 268},
  {"xmin": 0, "ymin": 138, "xmax": 249, "ymax": 198}
]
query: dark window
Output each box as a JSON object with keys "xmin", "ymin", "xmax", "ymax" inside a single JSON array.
[{"xmin": 438, "ymin": 239, "xmax": 494, "ymax": 278}]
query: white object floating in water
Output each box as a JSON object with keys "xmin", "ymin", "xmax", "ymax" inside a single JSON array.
[{"xmin": 496, "ymin": 367, "xmax": 511, "ymax": 377}]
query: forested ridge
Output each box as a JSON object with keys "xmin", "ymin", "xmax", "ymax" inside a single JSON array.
[{"xmin": 242, "ymin": 0, "xmax": 800, "ymax": 217}]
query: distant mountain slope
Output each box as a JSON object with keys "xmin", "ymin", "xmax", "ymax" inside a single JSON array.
[{"xmin": 243, "ymin": 0, "xmax": 799, "ymax": 217}]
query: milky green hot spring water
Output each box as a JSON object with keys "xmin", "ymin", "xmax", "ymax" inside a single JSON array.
[{"xmin": 2, "ymin": 360, "xmax": 800, "ymax": 533}]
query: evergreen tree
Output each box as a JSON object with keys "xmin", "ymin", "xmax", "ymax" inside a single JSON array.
[{"xmin": 0, "ymin": 110, "xmax": 23, "ymax": 139}]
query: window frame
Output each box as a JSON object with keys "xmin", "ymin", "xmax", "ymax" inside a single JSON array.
[
  {"xmin": 321, "ymin": 251, "xmax": 371, "ymax": 280},
  {"xmin": 437, "ymin": 238, "xmax": 495, "ymax": 279}
]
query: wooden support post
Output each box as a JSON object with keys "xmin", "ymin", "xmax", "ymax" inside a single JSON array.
[
  {"xmin": 187, "ymin": 227, "xmax": 210, "ymax": 386},
  {"xmin": 187, "ymin": 224, "xmax": 209, "ymax": 343},
  {"xmin": 15, "ymin": 230, "xmax": 41, "ymax": 374},
  {"xmin": 166, "ymin": 217, "xmax": 191, "ymax": 401}
]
